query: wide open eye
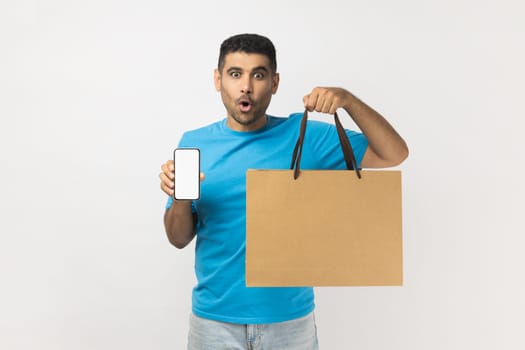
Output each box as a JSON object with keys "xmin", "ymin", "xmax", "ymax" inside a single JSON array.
[
  {"xmin": 230, "ymin": 71, "xmax": 241, "ymax": 78},
  {"xmin": 253, "ymin": 72, "xmax": 264, "ymax": 79}
]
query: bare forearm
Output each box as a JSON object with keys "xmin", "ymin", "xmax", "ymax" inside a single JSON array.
[
  {"xmin": 343, "ymin": 92, "xmax": 408, "ymax": 168},
  {"xmin": 303, "ymin": 87, "xmax": 408, "ymax": 168},
  {"xmin": 163, "ymin": 200, "xmax": 196, "ymax": 249}
]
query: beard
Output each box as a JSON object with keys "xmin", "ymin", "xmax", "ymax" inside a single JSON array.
[
  {"xmin": 220, "ymin": 88, "xmax": 273, "ymax": 130},
  {"xmin": 224, "ymin": 95, "xmax": 270, "ymax": 129},
  {"xmin": 229, "ymin": 109, "xmax": 266, "ymax": 126}
]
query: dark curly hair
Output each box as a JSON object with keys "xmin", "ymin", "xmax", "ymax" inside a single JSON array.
[{"xmin": 218, "ymin": 33, "xmax": 277, "ymax": 73}]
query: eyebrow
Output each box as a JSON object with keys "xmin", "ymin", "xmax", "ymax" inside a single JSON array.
[{"xmin": 226, "ymin": 66, "xmax": 270, "ymax": 74}]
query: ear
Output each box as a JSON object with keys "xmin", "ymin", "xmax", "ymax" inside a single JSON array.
[
  {"xmin": 271, "ymin": 72, "xmax": 280, "ymax": 94},
  {"xmin": 214, "ymin": 69, "xmax": 221, "ymax": 91}
]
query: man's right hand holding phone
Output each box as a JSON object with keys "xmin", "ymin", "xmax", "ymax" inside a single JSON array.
[
  {"xmin": 159, "ymin": 160, "xmax": 205, "ymax": 198},
  {"xmin": 159, "ymin": 159, "xmax": 204, "ymax": 248}
]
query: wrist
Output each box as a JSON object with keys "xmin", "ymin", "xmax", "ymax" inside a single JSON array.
[
  {"xmin": 166, "ymin": 196, "xmax": 193, "ymax": 210},
  {"xmin": 342, "ymin": 90, "xmax": 358, "ymax": 111}
]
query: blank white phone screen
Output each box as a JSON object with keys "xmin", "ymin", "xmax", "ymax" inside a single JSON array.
[{"xmin": 174, "ymin": 148, "xmax": 200, "ymax": 200}]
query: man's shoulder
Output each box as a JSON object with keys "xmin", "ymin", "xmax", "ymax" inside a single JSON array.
[
  {"xmin": 283, "ymin": 112, "xmax": 336, "ymax": 127},
  {"xmin": 181, "ymin": 119, "xmax": 223, "ymax": 138},
  {"xmin": 268, "ymin": 113, "xmax": 339, "ymax": 135},
  {"xmin": 176, "ymin": 120, "xmax": 223, "ymax": 148}
]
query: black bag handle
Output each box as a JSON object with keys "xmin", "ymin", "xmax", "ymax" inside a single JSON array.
[{"xmin": 290, "ymin": 110, "xmax": 362, "ymax": 180}]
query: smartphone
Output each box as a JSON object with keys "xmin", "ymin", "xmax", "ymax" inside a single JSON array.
[{"xmin": 173, "ymin": 148, "xmax": 200, "ymax": 200}]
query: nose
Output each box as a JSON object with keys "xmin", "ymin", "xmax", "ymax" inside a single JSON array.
[{"xmin": 240, "ymin": 76, "xmax": 252, "ymax": 94}]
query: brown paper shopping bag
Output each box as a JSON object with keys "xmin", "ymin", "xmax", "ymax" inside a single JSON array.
[{"xmin": 246, "ymin": 111, "xmax": 403, "ymax": 286}]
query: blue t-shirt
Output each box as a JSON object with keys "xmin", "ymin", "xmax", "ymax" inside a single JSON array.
[{"xmin": 166, "ymin": 113, "xmax": 368, "ymax": 324}]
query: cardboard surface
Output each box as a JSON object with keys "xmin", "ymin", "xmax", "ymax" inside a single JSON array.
[{"xmin": 246, "ymin": 170, "xmax": 403, "ymax": 286}]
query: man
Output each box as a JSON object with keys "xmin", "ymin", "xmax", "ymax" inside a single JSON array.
[{"xmin": 159, "ymin": 33, "xmax": 408, "ymax": 350}]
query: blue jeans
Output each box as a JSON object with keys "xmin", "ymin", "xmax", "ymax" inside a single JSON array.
[{"xmin": 187, "ymin": 312, "xmax": 319, "ymax": 350}]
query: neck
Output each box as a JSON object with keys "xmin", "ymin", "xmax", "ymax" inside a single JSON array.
[{"xmin": 226, "ymin": 114, "xmax": 268, "ymax": 132}]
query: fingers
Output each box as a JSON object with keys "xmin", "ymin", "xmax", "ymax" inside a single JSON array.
[
  {"xmin": 163, "ymin": 160, "xmax": 174, "ymax": 179},
  {"xmin": 160, "ymin": 160, "xmax": 174, "ymax": 196},
  {"xmin": 303, "ymin": 87, "xmax": 347, "ymax": 114},
  {"xmin": 159, "ymin": 160, "xmax": 206, "ymax": 197},
  {"xmin": 159, "ymin": 173, "xmax": 174, "ymax": 196}
]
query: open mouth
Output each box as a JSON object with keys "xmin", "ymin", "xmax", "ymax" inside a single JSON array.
[{"xmin": 238, "ymin": 99, "xmax": 253, "ymax": 112}]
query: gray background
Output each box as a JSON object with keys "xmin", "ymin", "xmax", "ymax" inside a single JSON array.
[{"xmin": 1, "ymin": 0, "xmax": 523, "ymax": 349}]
